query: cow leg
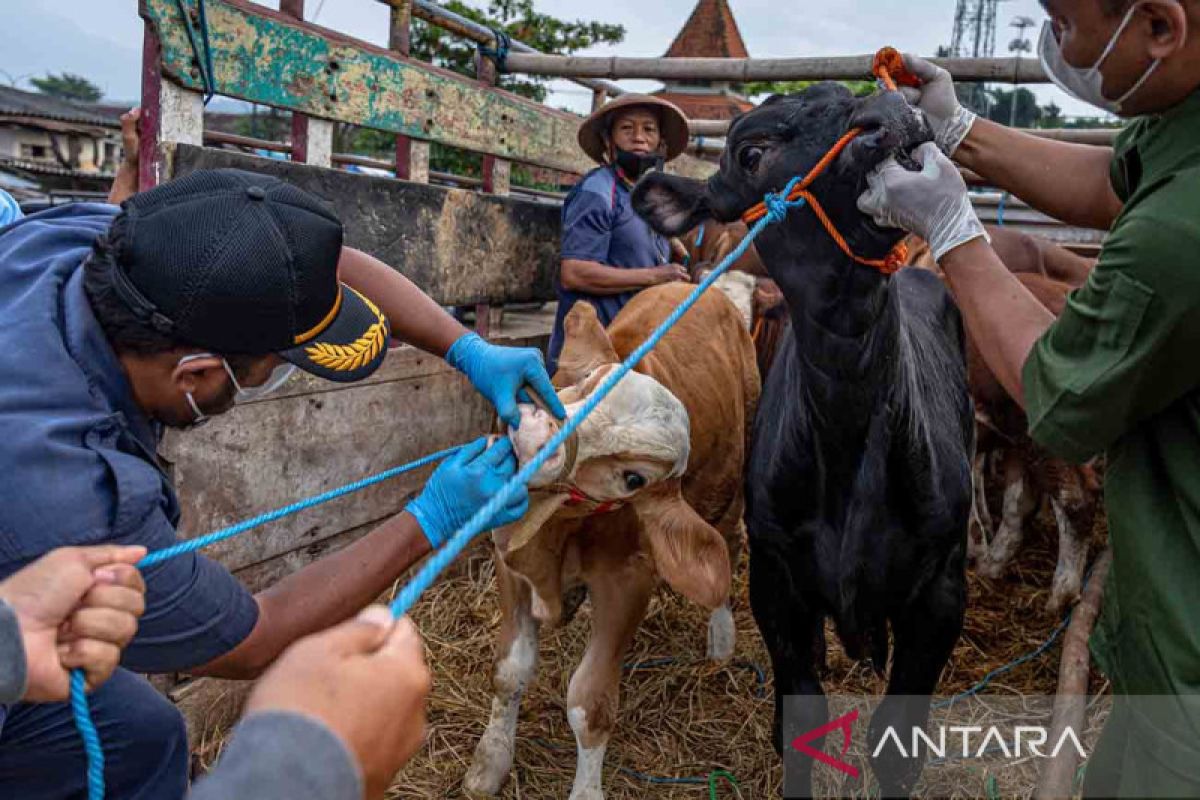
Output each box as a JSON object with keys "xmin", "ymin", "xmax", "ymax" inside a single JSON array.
[
  {"xmin": 566, "ymin": 564, "xmax": 654, "ymax": 800},
  {"xmin": 749, "ymin": 543, "xmax": 825, "ymax": 797},
  {"xmin": 1046, "ymin": 463, "xmax": 1097, "ymax": 615},
  {"xmin": 978, "ymin": 448, "xmax": 1037, "ymax": 579},
  {"xmin": 707, "ymin": 518, "xmax": 743, "ymax": 663},
  {"xmin": 967, "ymin": 449, "xmax": 992, "ymax": 564},
  {"xmin": 465, "ymin": 555, "xmax": 540, "ymax": 795},
  {"xmin": 869, "ymin": 558, "xmax": 966, "ymax": 798}
]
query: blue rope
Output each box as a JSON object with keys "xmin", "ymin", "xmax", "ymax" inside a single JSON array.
[
  {"xmin": 71, "ymin": 671, "xmax": 105, "ymax": 798},
  {"xmin": 387, "ymin": 177, "xmax": 808, "ymax": 622},
  {"xmin": 74, "ymin": 444, "xmax": 463, "ymax": 799},
  {"xmin": 477, "ymin": 27, "xmax": 512, "ymax": 73},
  {"xmin": 74, "ymin": 173, "xmax": 810, "ymax": 800},
  {"xmin": 996, "ymin": 191, "xmax": 1009, "ymax": 227}
]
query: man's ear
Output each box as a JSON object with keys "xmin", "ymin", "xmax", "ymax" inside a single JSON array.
[
  {"xmin": 171, "ymin": 353, "xmax": 223, "ymax": 394},
  {"xmin": 631, "ymin": 172, "xmax": 711, "ymax": 237},
  {"xmin": 555, "ymin": 301, "xmax": 619, "ymax": 387},
  {"xmin": 634, "ymin": 480, "xmax": 731, "ymax": 610}
]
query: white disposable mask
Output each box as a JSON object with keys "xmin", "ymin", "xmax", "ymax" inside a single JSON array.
[
  {"xmin": 177, "ymin": 352, "xmax": 297, "ymax": 407},
  {"xmin": 1038, "ymin": 5, "xmax": 1162, "ymax": 115}
]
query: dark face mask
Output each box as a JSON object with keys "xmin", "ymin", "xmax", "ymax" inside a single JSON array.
[{"xmin": 613, "ymin": 147, "xmax": 665, "ymax": 180}]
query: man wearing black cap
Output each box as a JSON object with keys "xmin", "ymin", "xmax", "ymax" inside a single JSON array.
[{"xmin": 0, "ymin": 168, "xmax": 564, "ymax": 798}]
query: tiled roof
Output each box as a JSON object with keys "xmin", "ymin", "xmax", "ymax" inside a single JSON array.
[
  {"xmin": 664, "ymin": 0, "xmax": 749, "ymax": 59},
  {"xmin": 653, "ymin": 91, "xmax": 753, "ymax": 121},
  {"xmin": 0, "ymin": 86, "xmax": 118, "ymax": 128}
]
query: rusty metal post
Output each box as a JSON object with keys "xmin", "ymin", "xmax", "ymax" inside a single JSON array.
[
  {"xmin": 388, "ymin": 0, "xmax": 429, "ymax": 182},
  {"xmin": 138, "ymin": 20, "xmax": 163, "ymax": 191},
  {"xmin": 474, "ymin": 28, "xmax": 511, "ymax": 337},
  {"xmin": 591, "ymin": 88, "xmax": 608, "ymax": 112},
  {"xmin": 280, "ymin": 0, "xmax": 309, "ymax": 163}
]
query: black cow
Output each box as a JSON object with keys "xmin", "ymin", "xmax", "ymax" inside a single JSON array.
[{"xmin": 633, "ymin": 84, "xmax": 973, "ymax": 797}]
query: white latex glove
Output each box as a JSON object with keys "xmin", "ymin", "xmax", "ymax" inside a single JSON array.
[
  {"xmin": 899, "ymin": 54, "xmax": 977, "ymax": 157},
  {"xmin": 858, "ymin": 142, "xmax": 989, "ymax": 261}
]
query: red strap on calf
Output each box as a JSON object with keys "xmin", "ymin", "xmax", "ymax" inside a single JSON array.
[{"xmin": 566, "ymin": 486, "xmax": 619, "ymax": 515}]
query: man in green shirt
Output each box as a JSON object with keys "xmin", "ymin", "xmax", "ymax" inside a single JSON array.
[{"xmin": 857, "ymin": 1, "xmax": 1200, "ymax": 795}]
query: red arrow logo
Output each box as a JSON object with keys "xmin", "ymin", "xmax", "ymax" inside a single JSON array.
[{"xmin": 790, "ymin": 709, "xmax": 861, "ymax": 778}]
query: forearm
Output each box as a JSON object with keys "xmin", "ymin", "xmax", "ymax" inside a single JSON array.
[
  {"xmin": 338, "ymin": 246, "xmax": 470, "ymax": 356},
  {"xmin": 560, "ymin": 259, "xmax": 654, "ymax": 295},
  {"xmin": 955, "ymin": 119, "xmax": 1123, "ymax": 231},
  {"xmin": 190, "ymin": 512, "xmax": 431, "ymax": 679},
  {"xmin": 107, "ymin": 164, "xmax": 138, "ymax": 205},
  {"xmin": 940, "ymin": 238, "xmax": 1056, "ymax": 406}
]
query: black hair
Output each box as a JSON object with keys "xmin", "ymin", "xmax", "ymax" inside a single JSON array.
[{"xmin": 83, "ymin": 232, "xmax": 258, "ymax": 376}]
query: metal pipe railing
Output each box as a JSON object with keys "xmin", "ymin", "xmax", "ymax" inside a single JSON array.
[
  {"xmin": 686, "ymin": 118, "xmax": 1118, "ymax": 146},
  {"xmin": 501, "ymin": 53, "xmax": 1049, "ymax": 84},
  {"xmin": 402, "ymin": 0, "xmax": 627, "ymax": 100}
]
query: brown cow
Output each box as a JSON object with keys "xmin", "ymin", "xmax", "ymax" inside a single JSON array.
[
  {"xmin": 908, "ymin": 234, "xmax": 1101, "ymax": 612},
  {"xmin": 465, "ymin": 282, "xmax": 760, "ymax": 800}
]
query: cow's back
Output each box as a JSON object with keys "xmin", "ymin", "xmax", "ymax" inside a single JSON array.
[{"xmin": 605, "ymin": 283, "xmax": 760, "ymax": 529}]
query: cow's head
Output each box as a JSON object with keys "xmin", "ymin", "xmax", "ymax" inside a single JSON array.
[
  {"xmin": 498, "ymin": 302, "xmax": 730, "ymax": 610},
  {"xmin": 631, "ymin": 84, "xmax": 932, "ymax": 286}
]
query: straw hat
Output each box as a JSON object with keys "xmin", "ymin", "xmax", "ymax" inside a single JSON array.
[{"xmin": 577, "ymin": 94, "xmax": 690, "ymax": 165}]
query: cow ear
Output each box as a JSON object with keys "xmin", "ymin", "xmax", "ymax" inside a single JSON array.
[
  {"xmin": 635, "ymin": 480, "xmax": 730, "ymax": 609},
  {"xmin": 555, "ymin": 301, "xmax": 618, "ymax": 386},
  {"xmin": 631, "ymin": 172, "xmax": 711, "ymax": 237}
]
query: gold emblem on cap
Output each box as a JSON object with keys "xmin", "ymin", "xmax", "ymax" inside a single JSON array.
[{"xmin": 303, "ymin": 289, "xmax": 388, "ymax": 372}]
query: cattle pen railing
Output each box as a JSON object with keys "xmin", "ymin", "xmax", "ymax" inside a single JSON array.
[{"xmin": 134, "ymin": 0, "xmax": 1113, "ymax": 749}]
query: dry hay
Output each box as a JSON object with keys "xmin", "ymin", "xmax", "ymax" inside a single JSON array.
[{"xmin": 381, "ymin": 502, "xmax": 1105, "ymax": 800}]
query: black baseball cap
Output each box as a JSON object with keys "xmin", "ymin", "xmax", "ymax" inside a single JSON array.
[{"xmin": 105, "ymin": 168, "xmax": 389, "ymax": 382}]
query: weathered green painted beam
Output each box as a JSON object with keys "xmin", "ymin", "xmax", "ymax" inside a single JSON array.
[
  {"xmin": 142, "ymin": 0, "xmax": 714, "ymax": 179},
  {"xmin": 172, "ymin": 144, "xmax": 562, "ymax": 306}
]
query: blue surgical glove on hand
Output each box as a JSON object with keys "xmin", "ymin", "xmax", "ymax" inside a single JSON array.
[
  {"xmin": 406, "ymin": 437, "xmax": 529, "ymax": 548},
  {"xmin": 445, "ymin": 332, "xmax": 567, "ymax": 429}
]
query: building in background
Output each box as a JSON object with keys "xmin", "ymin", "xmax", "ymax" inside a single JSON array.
[
  {"xmin": 0, "ymin": 86, "xmax": 122, "ymax": 203},
  {"xmin": 654, "ymin": 0, "xmax": 754, "ymax": 122}
]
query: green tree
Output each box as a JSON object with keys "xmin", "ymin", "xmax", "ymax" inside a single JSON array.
[
  {"xmin": 30, "ymin": 72, "xmax": 102, "ymax": 103},
  {"xmin": 742, "ymin": 79, "xmax": 876, "ymax": 99},
  {"xmin": 985, "ymin": 87, "xmax": 1042, "ymax": 128}
]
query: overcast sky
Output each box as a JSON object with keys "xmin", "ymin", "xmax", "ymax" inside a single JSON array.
[{"xmin": 1, "ymin": 0, "xmax": 1107, "ymax": 120}]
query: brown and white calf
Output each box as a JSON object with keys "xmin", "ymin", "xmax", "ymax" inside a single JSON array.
[{"xmin": 465, "ymin": 282, "xmax": 760, "ymax": 800}]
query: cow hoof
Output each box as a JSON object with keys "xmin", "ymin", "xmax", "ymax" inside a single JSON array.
[
  {"xmin": 707, "ymin": 604, "xmax": 736, "ymax": 662},
  {"xmin": 568, "ymin": 787, "xmax": 605, "ymax": 800},
  {"xmin": 464, "ymin": 732, "xmax": 513, "ymax": 796},
  {"xmin": 976, "ymin": 557, "xmax": 1007, "ymax": 580}
]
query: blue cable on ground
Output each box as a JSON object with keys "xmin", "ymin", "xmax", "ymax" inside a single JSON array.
[{"xmin": 73, "ymin": 444, "xmax": 463, "ymax": 800}]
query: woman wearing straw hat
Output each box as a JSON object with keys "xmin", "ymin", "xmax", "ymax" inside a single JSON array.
[{"xmin": 549, "ymin": 95, "xmax": 692, "ymax": 373}]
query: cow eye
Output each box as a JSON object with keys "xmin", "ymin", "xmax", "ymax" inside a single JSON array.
[
  {"xmin": 738, "ymin": 145, "xmax": 764, "ymax": 172},
  {"xmin": 623, "ymin": 471, "xmax": 647, "ymax": 491}
]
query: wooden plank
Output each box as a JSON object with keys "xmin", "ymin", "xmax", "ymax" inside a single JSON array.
[
  {"xmin": 502, "ymin": 53, "xmax": 1050, "ymax": 83},
  {"xmin": 160, "ymin": 332, "xmax": 545, "ymax": 573},
  {"xmin": 140, "ymin": 0, "xmax": 713, "ymax": 179},
  {"xmin": 171, "ymin": 144, "xmax": 561, "ymax": 306}
]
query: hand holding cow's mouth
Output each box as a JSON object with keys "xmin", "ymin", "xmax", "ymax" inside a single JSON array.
[{"xmin": 506, "ymin": 403, "xmax": 570, "ymax": 487}]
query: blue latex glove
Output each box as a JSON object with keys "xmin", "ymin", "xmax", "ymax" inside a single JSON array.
[
  {"xmin": 445, "ymin": 332, "xmax": 567, "ymax": 429},
  {"xmin": 406, "ymin": 437, "xmax": 529, "ymax": 548}
]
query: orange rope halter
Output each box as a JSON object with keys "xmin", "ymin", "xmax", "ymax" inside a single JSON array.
[{"xmin": 739, "ymin": 47, "xmax": 919, "ymax": 276}]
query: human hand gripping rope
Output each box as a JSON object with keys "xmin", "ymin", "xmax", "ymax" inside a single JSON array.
[{"xmin": 71, "ymin": 48, "xmax": 915, "ymax": 800}]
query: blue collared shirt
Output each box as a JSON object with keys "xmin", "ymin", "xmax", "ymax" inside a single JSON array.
[
  {"xmin": 0, "ymin": 204, "xmax": 258, "ymax": 678},
  {"xmin": 549, "ymin": 166, "xmax": 670, "ymax": 372}
]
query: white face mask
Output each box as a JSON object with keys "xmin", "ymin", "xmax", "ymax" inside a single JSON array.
[
  {"xmin": 177, "ymin": 352, "xmax": 297, "ymax": 408},
  {"xmin": 1038, "ymin": 4, "xmax": 1162, "ymax": 115}
]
